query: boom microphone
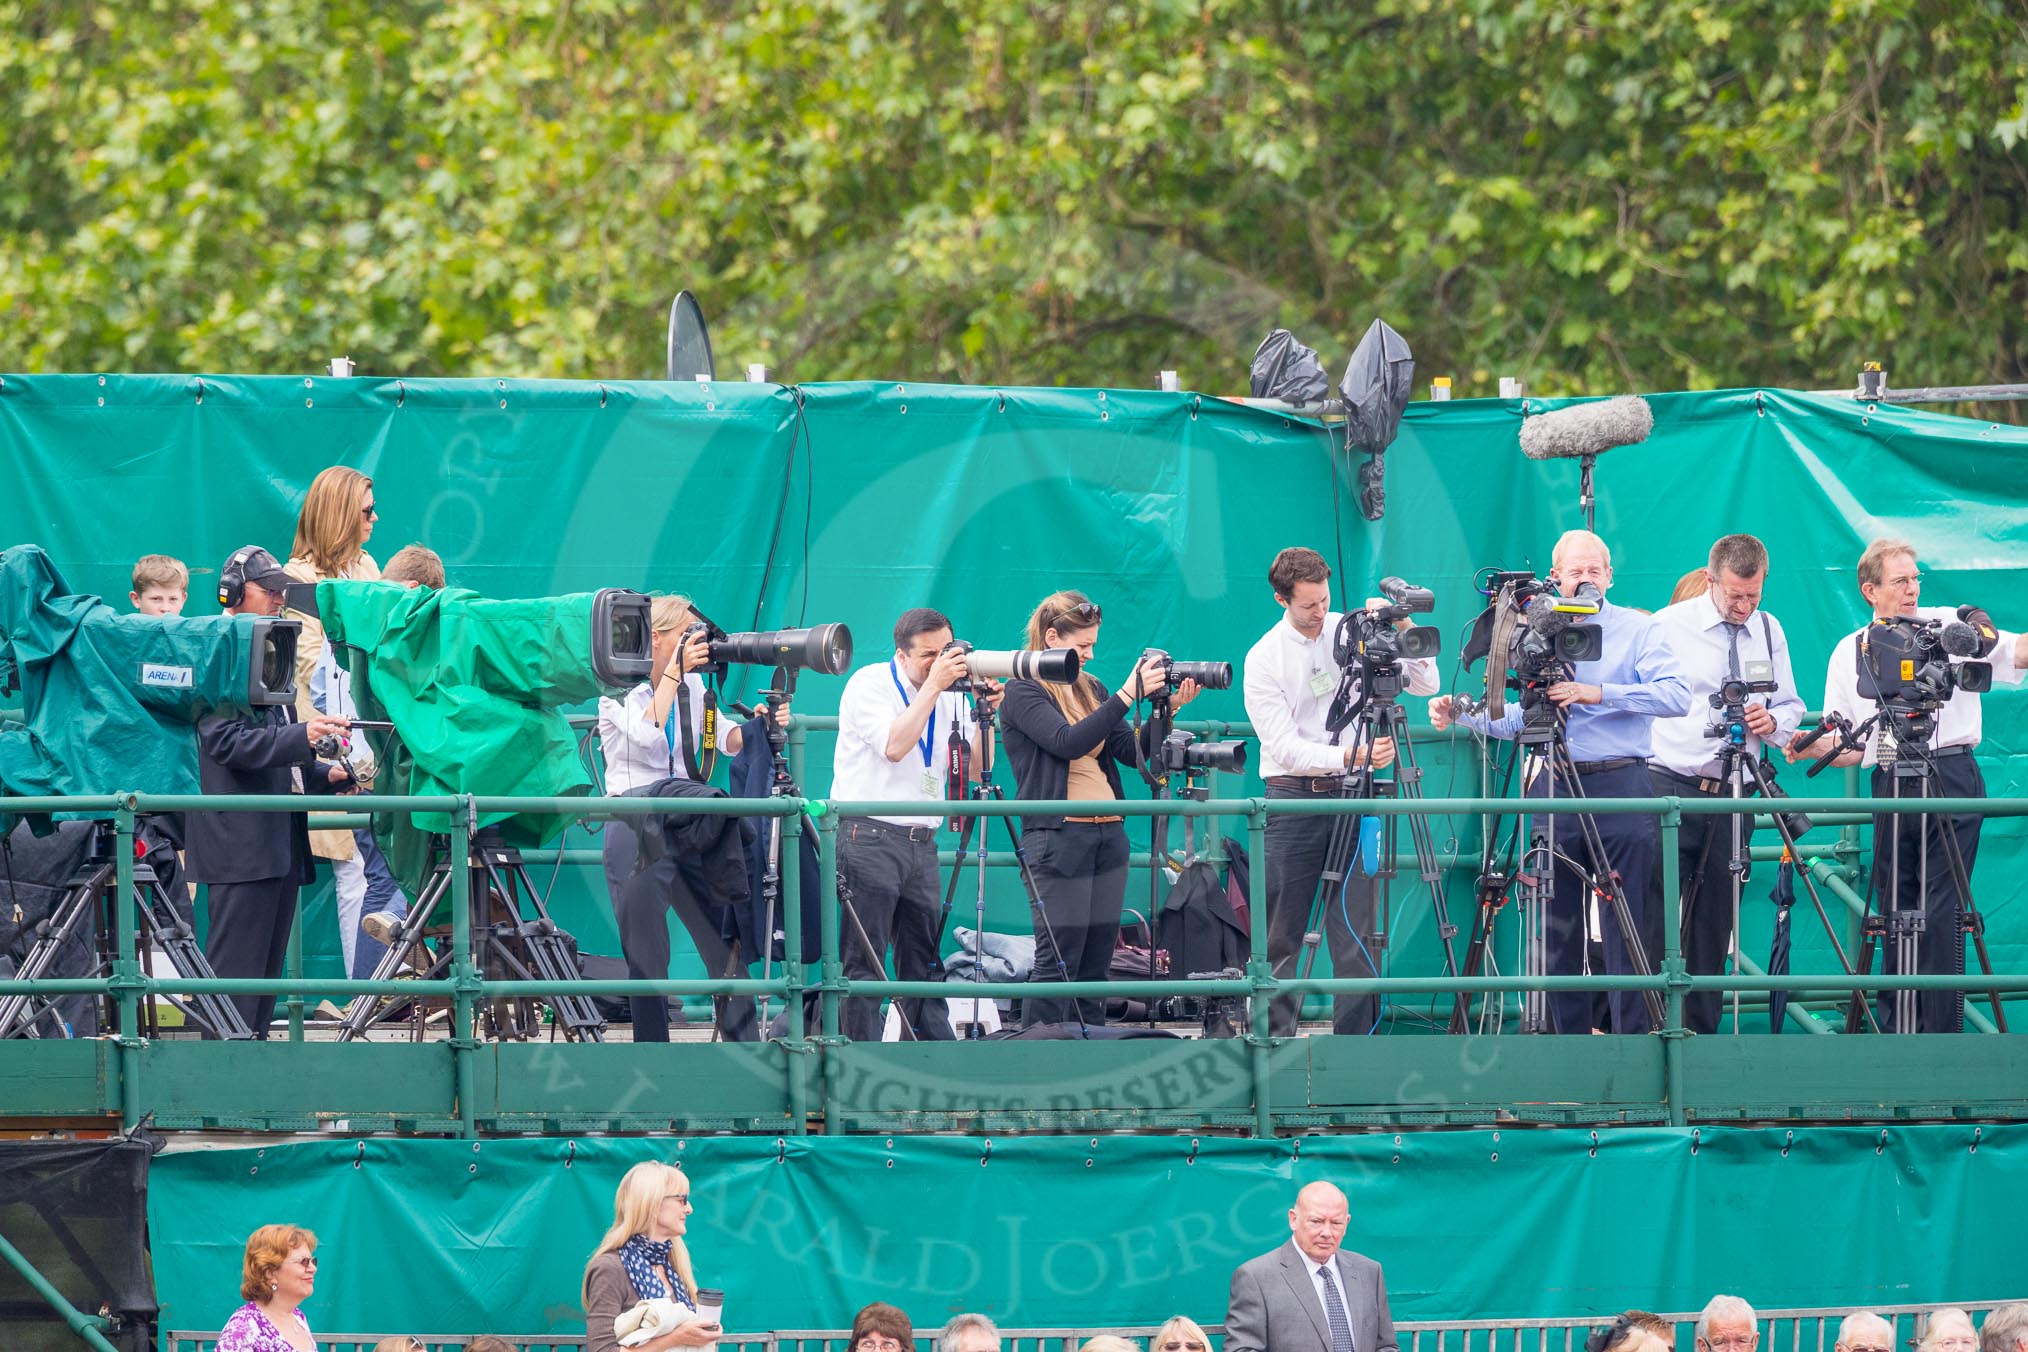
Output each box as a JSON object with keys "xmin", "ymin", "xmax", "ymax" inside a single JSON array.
[{"xmin": 1518, "ymin": 395, "xmax": 1654, "ymax": 461}]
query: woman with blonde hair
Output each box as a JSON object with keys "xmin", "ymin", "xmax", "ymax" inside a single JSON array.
[
  {"xmin": 583, "ymin": 1161, "xmax": 720, "ymax": 1352},
  {"xmin": 596, "ymin": 595, "xmax": 781, "ymax": 1041},
  {"xmin": 999, "ymin": 590, "xmax": 1198, "ymax": 1028},
  {"xmin": 282, "ymin": 465, "xmax": 411, "ymax": 978},
  {"xmin": 215, "ymin": 1223, "xmax": 318, "ymax": 1351},
  {"xmin": 1151, "ymin": 1316, "xmax": 1211, "ymax": 1352}
]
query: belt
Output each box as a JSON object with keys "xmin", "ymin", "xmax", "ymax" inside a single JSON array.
[
  {"xmin": 1934, "ymin": 745, "xmax": 1975, "ymax": 760},
  {"xmin": 846, "ymin": 818, "xmax": 937, "ymax": 844},
  {"xmin": 1572, "ymin": 756, "xmax": 1648, "ymax": 776},
  {"xmin": 1650, "ymin": 766, "xmax": 1757, "ymax": 798},
  {"xmin": 1063, "ymin": 815, "xmax": 1124, "ymax": 824},
  {"xmin": 1264, "ymin": 775, "xmax": 1346, "ymax": 794}
]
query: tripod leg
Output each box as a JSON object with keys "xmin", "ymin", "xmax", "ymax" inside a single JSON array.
[{"xmin": 1931, "ymin": 802, "xmax": 1999, "ymax": 1032}]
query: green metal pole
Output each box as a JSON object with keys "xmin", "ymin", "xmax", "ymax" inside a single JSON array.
[
  {"xmin": 782, "ymin": 807, "xmax": 809, "ymax": 1135},
  {"xmin": 451, "ymin": 800, "xmax": 478, "ymax": 1139},
  {"xmin": 112, "ymin": 802, "xmax": 142, "ymax": 1133},
  {"xmin": 0, "ymin": 1225, "xmax": 122, "ymax": 1352},
  {"xmin": 1659, "ymin": 799, "xmax": 1687, "ymax": 1127},
  {"xmin": 285, "ymin": 893, "xmax": 305, "ymax": 1043},
  {"xmin": 818, "ymin": 813, "xmax": 842, "ymax": 1136},
  {"xmin": 1247, "ymin": 801, "xmax": 1272, "ymax": 1139}
]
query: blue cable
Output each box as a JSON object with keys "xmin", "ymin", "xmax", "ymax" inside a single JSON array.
[{"xmin": 1339, "ymin": 819, "xmax": 1385, "ymax": 1034}]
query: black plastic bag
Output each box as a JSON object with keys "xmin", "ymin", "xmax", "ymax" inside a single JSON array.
[
  {"xmin": 1339, "ymin": 318, "xmax": 1415, "ymax": 453},
  {"xmin": 1249, "ymin": 329, "xmax": 1330, "ymax": 402}
]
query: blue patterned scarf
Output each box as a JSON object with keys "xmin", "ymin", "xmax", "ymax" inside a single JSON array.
[{"xmin": 618, "ymin": 1234, "xmax": 693, "ymax": 1309}]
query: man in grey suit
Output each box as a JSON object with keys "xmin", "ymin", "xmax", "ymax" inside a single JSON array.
[{"xmin": 1226, "ymin": 1182, "xmax": 1399, "ymax": 1352}]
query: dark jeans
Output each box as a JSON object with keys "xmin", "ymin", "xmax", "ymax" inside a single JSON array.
[
  {"xmin": 1871, "ymin": 751, "xmax": 1984, "ymax": 1033},
  {"xmin": 1527, "ymin": 760, "xmax": 1662, "ymax": 1035},
  {"xmin": 836, "ymin": 819, "xmax": 955, "ymax": 1042},
  {"xmin": 1652, "ymin": 768, "xmax": 1758, "ymax": 1035},
  {"xmin": 1263, "ymin": 787, "xmax": 1379, "ymax": 1036},
  {"xmin": 603, "ymin": 814, "xmax": 756, "ymax": 1042},
  {"xmin": 1023, "ymin": 821, "xmax": 1130, "ymax": 1028},
  {"xmin": 202, "ymin": 877, "xmax": 298, "ymax": 1037}
]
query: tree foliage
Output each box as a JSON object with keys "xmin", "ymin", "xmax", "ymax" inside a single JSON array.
[{"xmin": 3, "ymin": 0, "xmax": 2025, "ymax": 398}]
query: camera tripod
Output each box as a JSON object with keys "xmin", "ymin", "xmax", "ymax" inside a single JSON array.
[
  {"xmin": 0, "ymin": 818, "xmax": 252, "ymax": 1040},
  {"xmin": 1302, "ymin": 685, "xmax": 1466, "ymax": 1031},
  {"xmin": 1458, "ymin": 691, "xmax": 1665, "ymax": 1034},
  {"xmin": 934, "ymin": 689, "xmax": 1088, "ymax": 1039},
  {"xmin": 1807, "ymin": 708, "xmax": 2004, "ymax": 1034},
  {"xmin": 335, "ymin": 827, "xmax": 606, "ymax": 1042}
]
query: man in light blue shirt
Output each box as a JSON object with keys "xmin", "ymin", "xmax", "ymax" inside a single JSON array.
[{"xmin": 1431, "ymin": 530, "xmax": 1689, "ymax": 1033}]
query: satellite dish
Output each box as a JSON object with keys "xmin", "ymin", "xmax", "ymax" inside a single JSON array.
[{"xmin": 666, "ymin": 291, "xmax": 715, "ymax": 382}]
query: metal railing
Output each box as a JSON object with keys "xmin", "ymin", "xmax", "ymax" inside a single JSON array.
[{"xmin": 159, "ymin": 1303, "xmax": 2028, "ymax": 1352}]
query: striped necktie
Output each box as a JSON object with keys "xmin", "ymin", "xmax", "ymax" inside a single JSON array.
[{"xmin": 1318, "ymin": 1263, "xmax": 1356, "ymax": 1352}]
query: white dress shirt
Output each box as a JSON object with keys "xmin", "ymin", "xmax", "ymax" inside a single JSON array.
[
  {"xmin": 1820, "ymin": 605, "xmax": 2023, "ymax": 767},
  {"xmin": 831, "ymin": 659, "xmax": 976, "ymax": 827},
  {"xmin": 1306, "ymin": 1254, "xmax": 1357, "ymax": 1350},
  {"xmin": 597, "ymin": 675, "xmax": 716, "ymax": 794},
  {"xmin": 1650, "ymin": 594, "xmax": 1806, "ymax": 779},
  {"xmin": 1243, "ymin": 612, "xmax": 1437, "ymax": 779}
]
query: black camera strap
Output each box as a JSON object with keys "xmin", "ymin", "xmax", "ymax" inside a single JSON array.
[{"xmin": 670, "ymin": 672, "xmax": 719, "ymax": 783}]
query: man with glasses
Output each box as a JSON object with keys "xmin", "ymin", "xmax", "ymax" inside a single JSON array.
[
  {"xmin": 940, "ymin": 1314, "xmax": 1001, "ymax": 1352},
  {"xmin": 1835, "ymin": 1313, "xmax": 1896, "ymax": 1352},
  {"xmin": 1225, "ymin": 1181, "xmax": 1399, "ymax": 1352},
  {"xmin": 1244, "ymin": 546, "xmax": 1439, "ymax": 1036},
  {"xmin": 1697, "ymin": 1296, "xmax": 1759, "ymax": 1352},
  {"xmin": 1651, "ymin": 534, "xmax": 1805, "ymax": 1034},
  {"xmin": 1805, "ymin": 538, "xmax": 2028, "ymax": 1031}
]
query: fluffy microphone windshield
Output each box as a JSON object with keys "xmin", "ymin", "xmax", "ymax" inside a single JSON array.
[{"xmin": 1518, "ymin": 395, "xmax": 1654, "ymax": 461}]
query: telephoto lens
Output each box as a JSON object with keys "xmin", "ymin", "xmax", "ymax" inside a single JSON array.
[
  {"xmin": 1168, "ymin": 660, "xmax": 1233, "ymax": 690},
  {"xmin": 710, "ymin": 623, "xmax": 854, "ymax": 675},
  {"xmin": 962, "ymin": 647, "xmax": 1082, "ymax": 684}
]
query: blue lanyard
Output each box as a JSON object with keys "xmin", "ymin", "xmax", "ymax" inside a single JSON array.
[{"xmin": 890, "ymin": 659, "xmax": 935, "ymax": 767}]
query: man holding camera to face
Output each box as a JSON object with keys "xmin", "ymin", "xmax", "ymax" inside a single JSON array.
[
  {"xmin": 831, "ymin": 607, "xmax": 1001, "ymax": 1042},
  {"xmin": 1649, "ymin": 534, "xmax": 1805, "ymax": 1034},
  {"xmin": 1430, "ymin": 530, "xmax": 1689, "ymax": 1035},
  {"xmin": 1799, "ymin": 538, "xmax": 2027, "ymax": 1032},
  {"xmin": 1243, "ymin": 547, "xmax": 1439, "ymax": 1036}
]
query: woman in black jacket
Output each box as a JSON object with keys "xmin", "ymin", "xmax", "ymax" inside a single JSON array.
[{"xmin": 998, "ymin": 590, "xmax": 1198, "ymax": 1028}]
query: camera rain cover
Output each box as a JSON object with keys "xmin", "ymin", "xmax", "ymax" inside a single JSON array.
[
  {"xmin": 1249, "ymin": 329, "xmax": 1331, "ymax": 402},
  {"xmin": 1339, "ymin": 318, "xmax": 1414, "ymax": 454}
]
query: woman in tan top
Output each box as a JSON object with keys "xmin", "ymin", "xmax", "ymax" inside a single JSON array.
[{"xmin": 582, "ymin": 1161, "xmax": 721, "ymax": 1352}]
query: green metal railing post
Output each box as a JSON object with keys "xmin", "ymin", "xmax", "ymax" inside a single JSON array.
[
  {"xmin": 782, "ymin": 806, "xmax": 809, "ymax": 1135},
  {"xmin": 1246, "ymin": 800, "xmax": 1272, "ymax": 1138},
  {"xmin": 284, "ymin": 897, "xmax": 305, "ymax": 1043},
  {"xmin": 0, "ymin": 1225, "xmax": 122, "ymax": 1352},
  {"xmin": 818, "ymin": 813, "xmax": 843, "ymax": 1136},
  {"xmin": 450, "ymin": 798, "xmax": 479, "ymax": 1139},
  {"xmin": 1658, "ymin": 797, "xmax": 1688, "ymax": 1127},
  {"xmin": 112, "ymin": 799, "xmax": 142, "ymax": 1132}
]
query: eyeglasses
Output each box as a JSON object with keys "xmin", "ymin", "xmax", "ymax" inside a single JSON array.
[
  {"xmin": 288, "ymin": 1255, "xmax": 319, "ymax": 1270},
  {"xmin": 1927, "ymin": 1339, "xmax": 1976, "ymax": 1351},
  {"xmin": 1878, "ymin": 574, "xmax": 1922, "ymax": 590},
  {"xmin": 1699, "ymin": 1338, "xmax": 1755, "ymax": 1351},
  {"xmin": 1055, "ymin": 601, "xmax": 1100, "ymax": 626},
  {"xmin": 663, "ymin": 1192, "xmax": 691, "ymax": 1205},
  {"xmin": 856, "ymin": 1338, "xmax": 905, "ymax": 1352},
  {"xmin": 1162, "ymin": 1342, "xmax": 1208, "ymax": 1350},
  {"xmin": 361, "ymin": 502, "xmax": 380, "ymax": 520},
  {"xmin": 1845, "ymin": 1344, "xmax": 1893, "ymax": 1352}
]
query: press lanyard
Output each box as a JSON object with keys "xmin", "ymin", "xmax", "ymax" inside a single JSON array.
[{"xmin": 890, "ymin": 659, "xmax": 935, "ymax": 766}]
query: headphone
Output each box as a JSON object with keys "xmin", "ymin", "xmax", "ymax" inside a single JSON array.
[{"xmin": 217, "ymin": 546, "xmax": 260, "ymax": 609}]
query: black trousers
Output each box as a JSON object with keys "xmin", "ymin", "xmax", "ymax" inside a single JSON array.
[
  {"xmin": 836, "ymin": 819, "xmax": 955, "ymax": 1042},
  {"xmin": 1023, "ymin": 821, "xmax": 1130, "ymax": 1028},
  {"xmin": 202, "ymin": 877, "xmax": 298, "ymax": 1037},
  {"xmin": 1871, "ymin": 751, "xmax": 1985, "ymax": 1033},
  {"xmin": 1528, "ymin": 760, "xmax": 1662, "ymax": 1035},
  {"xmin": 1652, "ymin": 769, "xmax": 1758, "ymax": 1035},
  {"xmin": 1263, "ymin": 787, "xmax": 1379, "ymax": 1036},
  {"xmin": 602, "ymin": 816, "xmax": 756, "ymax": 1042}
]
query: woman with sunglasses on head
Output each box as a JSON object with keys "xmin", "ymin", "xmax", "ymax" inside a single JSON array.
[
  {"xmin": 999, "ymin": 590, "xmax": 1198, "ymax": 1028},
  {"xmin": 1152, "ymin": 1317, "xmax": 1213, "ymax": 1352},
  {"xmin": 583, "ymin": 1161, "xmax": 721, "ymax": 1352},
  {"xmin": 216, "ymin": 1224, "xmax": 319, "ymax": 1352}
]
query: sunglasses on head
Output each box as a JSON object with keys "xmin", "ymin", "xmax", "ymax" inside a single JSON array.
[{"xmin": 1055, "ymin": 600, "xmax": 1100, "ymax": 626}]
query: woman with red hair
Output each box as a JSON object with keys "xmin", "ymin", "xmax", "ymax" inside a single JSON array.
[{"xmin": 215, "ymin": 1224, "xmax": 318, "ymax": 1351}]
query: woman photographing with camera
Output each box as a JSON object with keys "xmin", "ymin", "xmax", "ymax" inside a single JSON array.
[{"xmin": 999, "ymin": 590, "xmax": 1198, "ymax": 1029}]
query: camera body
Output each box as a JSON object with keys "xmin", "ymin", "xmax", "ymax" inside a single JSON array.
[
  {"xmin": 938, "ymin": 640, "xmax": 1079, "ymax": 694},
  {"xmin": 1703, "ymin": 660, "xmax": 1779, "ymax": 738},
  {"xmin": 1140, "ymin": 648, "xmax": 1233, "ymax": 699},
  {"xmin": 1513, "ymin": 582, "xmax": 1605, "ymax": 674},
  {"xmin": 1856, "ymin": 616, "xmax": 1991, "ymax": 708},
  {"xmin": 1159, "ymin": 728, "xmax": 1248, "ymax": 778},
  {"xmin": 1334, "ymin": 577, "xmax": 1440, "ymax": 702}
]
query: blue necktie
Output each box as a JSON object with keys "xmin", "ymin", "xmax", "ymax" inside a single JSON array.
[{"xmin": 1318, "ymin": 1264, "xmax": 1356, "ymax": 1352}]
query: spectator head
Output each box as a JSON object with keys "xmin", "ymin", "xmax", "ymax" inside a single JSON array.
[
  {"xmin": 130, "ymin": 555, "xmax": 188, "ymax": 615},
  {"xmin": 371, "ymin": 1339, "xmax": 426, "ymax": 1352},
  {"xmin": 1922, "ymin": 1311, "xmax": 1978, "ymax": 1352},
  {"xmin": 1080, "ymin": 1339, "xmax": 1141, "ymax": 1352},
  {"xmin": 380, "ymin": 544, "xmax": 445, "ymax": 590},
  {"xmin": 852, "ymin": 1302, "xmax": 914, "ymax": 1352},
  {"xmin": 1836, "ymin": 1314, "xmax": 1895, "ymax": 1352},
  {"xmin": 1154, "ymin": 1316, "xmax": 1212, "ymax": 1352},
  {"xmin": 217, "ymin": 546, "xmax": 294, "ymax": 618},
  {"xmin": 583, "ymin": 1162, "xmax": 695, "ymax": 1308},
  {"xmin": 1286, "ymin": 1180, "xmax": 1351, "ymax": 1264},
  {"xmin": 1696, "ymin": 1296, "xmax": 1759, "ymax": 1352},
  {"xmin": 941, "ymin": 1315, "xmax": 1001, "ymax": 1352},
  {"xmin": 1981, "ymin": 1305, "xmax": 2028, "ymax": 1352},
  {"xmin": 1589, "ymin": 1312, "xmax": 1673, "ymax": 1352},
  {"xmin": 1669, "ymin": 567, "xmax": 1712, "ymax": 606},
  {"xmin": 466, "ymin": 1339, "xmax": 519, "ymax": 1352},
  {"xmin": 293, "ymin": 465, "xmax": 377, "ymax": 574},
  {"xmin": 239, "ymin": 1223, "xmax": 317, "ymax": 1302}
]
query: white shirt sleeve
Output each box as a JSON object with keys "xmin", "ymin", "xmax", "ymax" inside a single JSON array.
[
  {"xmin": 1404, "ymin": 655, "xmax": 1439, "ymax": 698},
  {"xmin": 1243, "ymin": 645, "xmax": 1345, "ymax": 776},
  {"xmin": 838, "ymin": 665, "xmax": 907, "ymax": 763},
  {"xmin": 1764, "ymin": 614, "xmax": 1806, "ymax": 746},
  {"xmin": 1988, "ymin": 628, "xmax": 2026, "ymax": 686}
]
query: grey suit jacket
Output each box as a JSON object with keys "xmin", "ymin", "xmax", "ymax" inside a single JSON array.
[{"xmin": 1225, "ymin": 1239, "xmax": 1399, "ymax": 1352}]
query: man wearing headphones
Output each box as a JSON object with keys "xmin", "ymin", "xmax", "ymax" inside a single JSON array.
[{"xmin": 185, "ymin": 546, "xmax": 352, "ymax": 1036}]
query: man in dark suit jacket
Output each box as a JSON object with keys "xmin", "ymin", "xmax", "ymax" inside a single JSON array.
[
  {"xmin": 185, "ymin": 547, "xmax": 351, "ymax": 1036},
  {"xmin": 1226, "ymin": 1182, "xmax": 1399, "ymax": 1352}
]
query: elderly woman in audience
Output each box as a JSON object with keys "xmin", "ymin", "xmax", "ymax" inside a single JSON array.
[
  {"xmin": 1923, "ymin": 1311, "xmax": 1980, "ymax": 1352},
  {"xmin": 216, "ymin": 1224, "xmax": 318, "ymax": 1352},
  {"xmin": 852, "ymin": 1304, "xmax": 916, "ymax": 1352}
]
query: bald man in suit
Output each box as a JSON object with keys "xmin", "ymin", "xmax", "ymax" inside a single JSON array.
[{"xmin": 1226, "ymin": 1182, "xmax": 1399, "ymax": 1352}]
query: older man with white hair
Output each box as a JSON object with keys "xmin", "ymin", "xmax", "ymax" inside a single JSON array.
[
  {"xmin": 1696, "ymin": 1296, "xmax": 1759, "ymax": 1352},
  {"xmin": 1980, "ymin": 1305, "xmax": 2028, "ymax": 1352},
  {"xmin": 1835, "ymin": 1313, "xmax": 1895, "ymax": 1352}
]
